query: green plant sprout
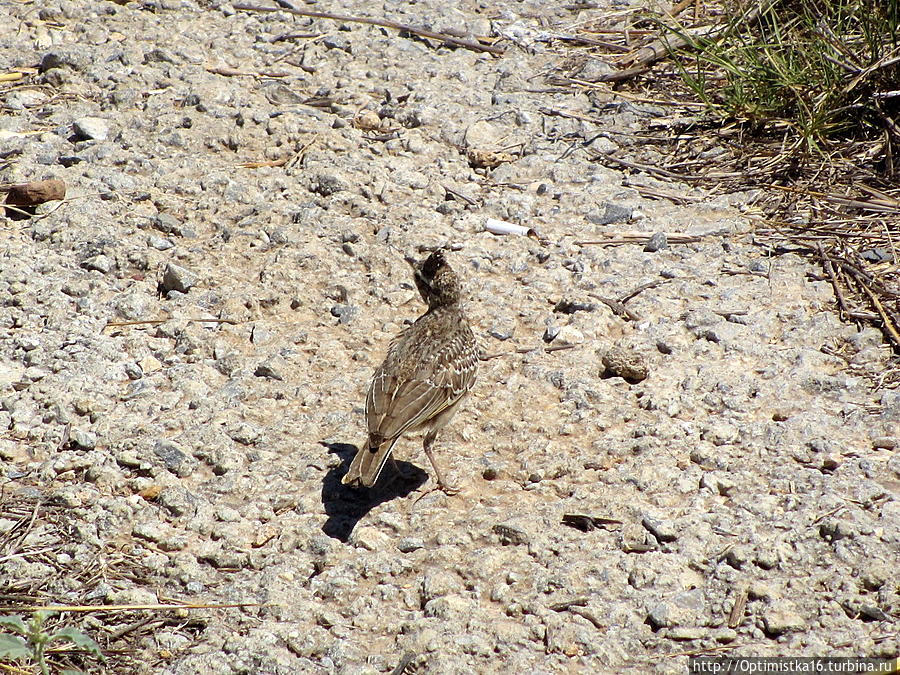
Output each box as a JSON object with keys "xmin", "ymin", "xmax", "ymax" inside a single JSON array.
[{"xmin": 0, "ymin": 611, "xmax": 102, "ymax": 675}]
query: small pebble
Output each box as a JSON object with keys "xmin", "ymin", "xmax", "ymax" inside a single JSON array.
[
  {"xmin": 82, "ymin": 254, "xmax": 113, "ymax": 273},
  {"xmin": 644, "ymin": 231, "xmax": 668, "ymax": 252},
  {"xmin": 161, "ymin": 262, "xmax": 197, "ymax": 293},
  {"xmin": 642, "ymin": 514, "xmax": 678, "ymax": 542},
  {"xmin": 601, "ymin": 346, "xmax": 648, "ymax": 382},
  {"xmin": 73, "ymin": 116, "xmax": 109, "ymax": 141},
  {"xmin": 148, "ymin": 235, "xmax": 174, "ymax": 251}
]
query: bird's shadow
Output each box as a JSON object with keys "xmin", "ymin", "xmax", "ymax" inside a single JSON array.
[{"xmin": 320, "ymin": 441, "xmax": 428, "ymax": 542}]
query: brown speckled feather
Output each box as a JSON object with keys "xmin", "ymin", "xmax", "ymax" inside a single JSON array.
[{"xmin": 343, "ymin": 250, "xmax": 478, "ymax": 489}]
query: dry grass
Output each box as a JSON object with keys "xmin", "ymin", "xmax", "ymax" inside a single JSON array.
[
  {"xmin": 544, "ymin": 0, "xmax": 900, "ymax": 383},
  {"xmin": 0, "ymin": 484, "xmax": 209, "ymax": 674}
]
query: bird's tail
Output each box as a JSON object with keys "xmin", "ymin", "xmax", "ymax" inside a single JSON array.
[{"xmin": 341, "ymin": 435, "xmax": 397, "ymax": 488}]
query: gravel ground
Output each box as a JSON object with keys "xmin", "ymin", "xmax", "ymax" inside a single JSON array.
[{"xmin": 1, "ymin": 0, "xmax": 898, "ymax": 673}]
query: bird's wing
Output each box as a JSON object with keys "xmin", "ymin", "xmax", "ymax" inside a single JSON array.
[{"xmin": 367, "ymin": 335, "xmax": 478, "ymax": 441}]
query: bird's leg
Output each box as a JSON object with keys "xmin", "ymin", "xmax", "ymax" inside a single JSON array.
[{"xmin": 423, "ymin": 430, "xmax": 459, "ymax": 495}]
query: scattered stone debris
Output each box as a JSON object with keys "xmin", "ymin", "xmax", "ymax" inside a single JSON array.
[{"xmin": 0, "ymin": 0, "xmax": 896, "ymax": 673}]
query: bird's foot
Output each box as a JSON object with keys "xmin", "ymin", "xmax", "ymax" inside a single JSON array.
[
  {"xmin": 437, "ymin": 480, "xmax": 460, "ymax": 496},
  {"xmin": 412, "ymin": 479, "xmax": 460, "ymax": 504}
]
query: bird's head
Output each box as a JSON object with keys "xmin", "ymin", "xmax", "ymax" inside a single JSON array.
[{"xmin": 406, "ymin": 249, "xmax": 462, "ymax": 309}]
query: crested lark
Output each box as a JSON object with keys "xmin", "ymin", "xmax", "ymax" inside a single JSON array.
[{"xmin": 342, "ymin": 249, "xmax": 478, "ymax": 492}]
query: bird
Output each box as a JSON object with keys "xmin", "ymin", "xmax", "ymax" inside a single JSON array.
[{"xmin": 342, "ymin": 248, "xmax": 479, "ymax": 493}]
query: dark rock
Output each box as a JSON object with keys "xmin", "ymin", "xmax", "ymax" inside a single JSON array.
[
  {"xmin": 554, "ymin": 299, "xmax": 596, "ymax": 314},
  {"xmin": 644, "ymin": 232, "xmax": 668, "ymax": 252},
  {"xmin": 153, "ymin": 439, "xmax": 195, "ymax": 477},
  {"xmin": 330, "ymin": 304, "xmax": 358, "ymax": 324},
  {"xmin": 587, "ymin": 202, "xmax": 632, "ymax": 225},
  {"xmin": 543, "ymin": 325, "xmax": 560, "ymax": 343}
]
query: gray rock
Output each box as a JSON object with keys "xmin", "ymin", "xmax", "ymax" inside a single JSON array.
[
  {"xmin": 762, "ymin": 603, "xmax": 805, "ymax": 636},
  {"xmin": 227, "ymin": 422, "xmax": 260, "ymax": 446},
  {"xmin": 872, "ymin": 436, "xmax": 897, "ymax": 449},
  {"xmin": 397, "ymin": 107, "xmax": 426, "ymax": 129},
  {"xmin": 309, "ymin": 173, "xmax": 347, "ymax": 196},
  {"xmin": 463, "ymin": 119, "xmax": 504, "ymax": 148},
  {"xmin": 699, "ymin": 471, "xmax": 735, "ymax": 495},
  {"xmin": 124, "ymin": 362, "xmax": 143, "ymax": 380},
  {"xmin": 724, "ymin": 545, "xmax": 751, "ymax": 569},
  {"xmin": 196, "ymin": 543, "xmax": 249, "ymax": 569},
  {"xmin": 148, "ymin": 235, "xmax": 174, "ymax": 251},
  {"xmin": 263, "ymin": 83, "xmax": 306, "ymax": 105},
  {"xmin": 642, "ymin": 514, "xmax": 678, "ymax": 542},
  {"xmin": 860, "ymin": 561, "xmax": 891, "ymax": 590},
  {"xmin": 748, "ymin": 582, "xmax": 778, "ymax": 601},
  {"xmin": 40, "ymin": 47, "xmax": 91, "ymax": 72},
  {"xmin": 666, "ymin": 626, "xmax": 706, "ymax": 641},
  {"xmin": 153, "ymin": 439, "xmax": 196, "ymax": 477},
  {"xmin": 492, "ymin": 522, "xmax": 530, "ymax": 546},
  {"xmin": 487, "ymin": 325, "xmax": 514, "ymax": 341},
  {"xmin": 330, "ymin": 304, "xmax": 358, "ymax": 324},
  {"xmin": 161, "ymin": 262, "xmax": 197, "ymax": 294},
  {"xmin": 421, "ymin": 569, "xmax": 463, "ymax": 603},
  {"xmin": 157, "ymin": 486, "xmax": 199, "ymax": 518},
  {"xmin": 322, "ymin": 35, "xmax": 352, "ymax": 52},
  {"xmin": 859, "ymin": 247, "xmax": 891, "ymax": 263},
  {"xmin": 397, "ymin": 537, "xmax": 424, "ymax": 553},
  {"xmin": 713, "ymin": 628, "xmax": 738, "ymax": 643},
  {"xmin": 647, "ymin": 589, "xmax": 705, "ymax": 628},
  {"xmin": 701, "ymin": 422, "xmax": 739, "ymax": 446},
  {"xmin": 819, "ymin": 518, "xmax": 857, "ymax": 541},
  {"xmin": 349, "ymin": 526, "xmax": 392, "ymax": 552},
  {"xmin": 700, "ymin": 323, "xmax": 745, "ymax": 345},
  {"xmin": 255, "ymin": 355, "xmax": 286, "ymax": 381},
  {"xmin": 749, "ymin": 259, "xmax": 769, "ymax": 273},
  {"xmin": 71, "ymin": 429, "xmax": 97, "ymax": 450},
  {"xmin": 153, "ymin": 214, "xmax": 181, "ymax": 235},
  {"xmin": 73, "ymin": 116, "xmax": 109, "ymax": 141},
  {"xmin": 143, "ymin": 48, "xmax": 178, "ymax": 63},
  {"xmin": 251, "ymin": 324, "xmax": 272, "ymax": 344},
  {"xmin": 644, "ymin": 231, "xmax": 668, "ymax": 252},
  {"xmin": 61, "ymin": 280, "xmax": 90, "ymax": 298},
  {"xmin": 554, "ymin": 299, "xmax": 596, "ymax": 315},
  {"xmin": 555, "ymin": 325, "xmax": 584, "ymax": 345},
  {"xmin": 587, "ymin": 202, "xmax": 632, "ymax": 225},
  {"xmin": 5, "ymin": 90, "xmax": 48, "ymax": 111},
  {"xmin": 576, "ymin": 58, "xmax": 615, "ymax": 82},
  {"xmin": 82, "ymin": 254, "xmax": 113, "ymax": 273},
  {"xmin": 684, "ymin": 308, "xmax": 724, "ymax": 332},
  {"xmin": 115, "ymin": 292, "xmax": 151, "ymax": 320},
  {"xmin": 754, "ymin": 549, "xmax": 780, "ymax": 570}
]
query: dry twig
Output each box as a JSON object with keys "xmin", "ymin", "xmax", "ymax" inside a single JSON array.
[
  {"xmin": 103, "ymin": 318, "xmax": 240, "ymax": 331},
  {"xmin": 480, "ymin": 344, "xmax": 578, "ymax": 361},
  {"xmin": 232, "ymin": 3, "xmax": 503, "ymax": 55}
]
